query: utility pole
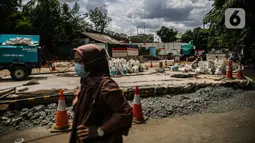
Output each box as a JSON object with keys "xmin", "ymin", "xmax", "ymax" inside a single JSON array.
[
  {"xmin": 137, "ymin": 26, "xmax": 139, "ymax": 35},
  {"xmin": 144, "ymin": 22, "xmax": 145, "ymax": 34},
  {"xmin": 202, "ymin": 15, "xmax": 205, "ymax": 29}
]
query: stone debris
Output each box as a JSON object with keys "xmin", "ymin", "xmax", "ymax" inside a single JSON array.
[
  {"xmin": 0, "ymin": 103, "xmax": 74, "ymax": 134},
  {"xmin": 2, "ymin": 37, "xmax": 37, "ymax": 46},
  {"xmin": 130, "ymin": 87, "xmax": 242, "ymax": 119},
  {"xmin": 0, "ymin": 87, "xmax": 243, "ymax": 134}
]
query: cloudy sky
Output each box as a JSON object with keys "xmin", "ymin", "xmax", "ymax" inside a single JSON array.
[{"xmin": 64, "ymin": 0, "xmax": 213, "ymax": 36}]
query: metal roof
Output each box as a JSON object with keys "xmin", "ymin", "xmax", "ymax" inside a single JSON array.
[{"xmin": 81, "ymin": 32, "xmax": 120, "ymax": 44}]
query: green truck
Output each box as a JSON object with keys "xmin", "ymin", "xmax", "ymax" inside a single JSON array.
[{"xmin": 180, "ymin": 40, "xmax": 196, "ymax": 61}]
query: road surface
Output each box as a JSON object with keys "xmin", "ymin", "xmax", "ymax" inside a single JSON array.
[{"xmin": 0, "ymin": 108, "xmax": 254, "ymax": 143}]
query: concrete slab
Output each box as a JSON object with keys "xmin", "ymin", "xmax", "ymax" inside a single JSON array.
[{"xmin": 0, "ymin": 70, "xmax": 249, "ymax": 93}]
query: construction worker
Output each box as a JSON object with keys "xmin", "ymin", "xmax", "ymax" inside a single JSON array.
[
  {"xmin": 201, "ymin": 52, "xmax": 207, "ymax": 61},
  {"xmin": 70, "ymin": 44, "xmax": 133, "ymax": 143}
]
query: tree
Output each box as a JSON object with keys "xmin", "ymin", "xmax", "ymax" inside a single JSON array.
[
  {"xmin": 129, "ymin": 34, "xmax": 154, "ymax": 43},
  {"xmin": 0, "ymin": 0, "xmax": 23, "ymax": 33},
  {"xmin": 0, "ymin": 0, "xmax": 114, "ymax": 57},
  {"xmin": 181, "ymin": 30, "xmax": 193, "ymax": 43},
  {"xmin": 21, "ymin": 0, "xmax": 91, "ymax": 51},
  {"xmin": 182, "ymin": 27, "xmax": 210, "ymax": 50},
  {"xmin": 89, "ymin": 7, "xmax": 112, "ymax": 33},
  {"xmin": 204, "ymin": 0, "xmax": 255, "ymax": 49},
  {"xmin": 156, "ymin": 26, "xmax": 178, "ymax": 42},
  {"xmin": 6, "ymin": 11, "xmax": 32, "ymax": 34}
]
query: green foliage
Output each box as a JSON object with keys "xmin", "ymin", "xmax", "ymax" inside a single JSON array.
[
  {"xmin": 89, "ymin": 7, "xmax": 112, "ymax": 33},
  {"xmin": 1, "ymin": 0, "xmax": 93, "ymax": 53},
  {"xmin": 0, "ymin": 0, "xmax": 22, "ymax": 33},
  {"xmin": 181, "ymin": 30, "xmax": 193, "ymax": 43},
  {"xmin": 129, "ymin": 34, "xmax": 154, "ymax": 43},
  {"xmin": 181, "ymin": 0, "xmax": 255, "ymax": 52},
  {"xmin": 204, "ymin": 0, "xmax": 255, "ymax": 49},
  {"xmin": 181, "ymin": 27, "xmax": 210, "ymax": 50},
  {"xmin": 156, "ymin": 26, "xmax": 178, "ymax": 42}
]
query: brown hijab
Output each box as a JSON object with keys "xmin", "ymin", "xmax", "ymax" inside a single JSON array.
[
  {"xmin": 70, "ymin": 44, "xmax": 111, "ymax": 142},
  {"xmin": 74, "ymin": 44, "xmax": 109, "ymax": 77},
  {"xmin": 70, "ymin": 44, "xmax": 132, "ymax": 143}
]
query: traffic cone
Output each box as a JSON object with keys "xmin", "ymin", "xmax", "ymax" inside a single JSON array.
[
  {"xmin": 51, "ymin": 60, "xmax": 56, "ymax": 71},
  {"xmin": 226, "ymin": 60, "xmax": 233, "ymax": 80},
  {"xmin": 236, "ymin": 62, "xmax": 245, "ymax": 79},
  {"xmin": 51, "ymin": 90, "xmax": 71, "ymax": 132},
  {"xmin": 132, "ymin": 86, "xmax": 148, "ymax": 124},
  {"xmin": 150, "ymin": 61, "xmax": 153, "ymax": 68}
]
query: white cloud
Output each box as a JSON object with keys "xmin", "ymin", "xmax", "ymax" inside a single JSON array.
[{"xmin": 64, "ymin": 0, "xmax": 213, "ymax": 35}]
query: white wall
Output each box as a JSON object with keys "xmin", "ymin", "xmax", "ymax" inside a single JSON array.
[{"xmin": 131, "ymin": 42, "xmax": 182, "ymax": 55}]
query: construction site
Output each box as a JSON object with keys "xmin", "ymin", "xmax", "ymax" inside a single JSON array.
[
  {"xmin": 1, "ymin": 0, "xmax": 255, "ymax": 142},
  {"xmin": 1, "ymin": 53, "xmax": 255, "ymax": 142}
]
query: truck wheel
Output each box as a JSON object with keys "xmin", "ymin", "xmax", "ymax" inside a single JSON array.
[
  {"xmin": 28, "ymin": 69, "xmax": 32, "ymax": 75},
  {"xmin": 10, "ymin": 66, "xmax": 29, "ymax": 81}
]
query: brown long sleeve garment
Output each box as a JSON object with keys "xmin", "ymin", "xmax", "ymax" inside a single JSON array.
[{"xmin": 69, "ymin": 77, "xmax": 133, "ymax": 143}]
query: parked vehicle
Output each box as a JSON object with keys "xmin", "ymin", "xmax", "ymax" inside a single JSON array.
[
  {"xmin": 179, "ymin": 40, "xmax": 196, "ymax": 61},
  {"xmin": 0, "ymin": 34, "xmax": 42, "ymax": 80}
]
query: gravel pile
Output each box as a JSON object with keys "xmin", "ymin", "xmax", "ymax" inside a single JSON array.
[
  {"xmin": 0, "ymin": 87, "xmax": 245, "ymax": 134},
  {"xmin": 0, "ymin": 103, "xmax": 74, "ymax": 134},
  {"xmin": 136, "ymin": 87, "xmax": 242, "ymax": 118}
]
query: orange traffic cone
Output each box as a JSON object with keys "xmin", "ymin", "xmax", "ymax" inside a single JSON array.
[
  {"xmin": 226, "ymin": 60, "xmax": 233, "ymax": 80},
  {"xmin": 132, "ymin": 86, "xmax": 148, "ymax": 124},
  {"xmin": 52, "ymin": 60, "xmax": 56, "ymax": 71},
  {"xmin": 51, "ymin": 90, "xmax": 71, "ymax": 132},
  {"xmin": 236, "ymin": 62, "xmax": 245, "ymax": 79},
  {"xmin": 150, "ymin": 61, "xmax": 153, "ymax": 68}
]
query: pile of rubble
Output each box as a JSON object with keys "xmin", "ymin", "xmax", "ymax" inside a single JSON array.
[
  {"xmin": 2, "ymin": 38, "xmax": 37, "ymax": 46},
  {"xmin": 109, "ymin": 58, "xmax": 148, "ymax": 75},
  {"xmin": 170, "ymin": 59, "xmax": 239, "ymax": 75},
  {"xmin": 138, "ymin": 87, "xmax": 242, "ymax": 118},
  {"xmin": 0, "ymin": 87, "xmax": 242, "ymax": 134},
  {"xmin": 0, "ymin": 103, "xmax": 74, "ymax": 134},
  {"xmin": 55, "ymin": 62, "xmax": 75, "ymax": 68}
]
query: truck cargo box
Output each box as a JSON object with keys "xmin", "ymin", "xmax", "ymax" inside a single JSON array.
[
  {"xmin": 0, "ymin": 45, "xmax": 39, "ymax": 63},
  {"xmin": 0, "ymin": 34, "xmax": 41, "ymax": 80},
  {"xmin": 0, "ymin": 34, "xmax": 40, "ymax": 64}
]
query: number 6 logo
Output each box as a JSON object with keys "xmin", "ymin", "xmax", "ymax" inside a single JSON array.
[{"xmin": 225, "ymin": 8, "xmax": 245, "ymax": 29}]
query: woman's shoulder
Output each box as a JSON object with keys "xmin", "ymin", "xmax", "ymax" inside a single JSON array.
[{"xmin": 100, "ymin": 78, "xmax": 119, "ymax": 94}]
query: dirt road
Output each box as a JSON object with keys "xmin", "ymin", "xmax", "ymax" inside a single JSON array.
[{"xmin": 1, "ymin": 108, "xmax": 254, "ymax": 143}]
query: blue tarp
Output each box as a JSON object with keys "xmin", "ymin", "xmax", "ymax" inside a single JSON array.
[{"xmin": 149, "ymin": 47, "xmax": 157, "ymax": 57}]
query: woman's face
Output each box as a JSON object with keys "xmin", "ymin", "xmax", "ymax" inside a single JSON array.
[{"xmin": 74, "ymin": 52, "xmax": 83, "ymax": 64}]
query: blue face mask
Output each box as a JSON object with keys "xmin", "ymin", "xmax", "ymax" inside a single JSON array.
[{"xmin": 75, "ymin": 63, "xmax": 90, "ymax": 77}]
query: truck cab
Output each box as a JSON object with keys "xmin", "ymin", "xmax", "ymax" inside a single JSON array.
[
  {"xmin": 0, "ymin": 34, "xmax": 42, "ymax": 80},
  {"xmin": 180, "ymin": 40, "xmax": 196, "ymax": 61}
]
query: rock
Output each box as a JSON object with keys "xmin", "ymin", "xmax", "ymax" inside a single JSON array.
[
  {"xmin": 0, "ymin": 86, "xmax": 242, "ymax": 135},
  {"xmin": 4, "ymin": 111, "xmax": 15, "ymax": 118},
  {"xmin": 10, "ymin": 117, "xmax": 22, "ymax": 125},
  {"xmin": 1, "ymin": 117, "xmax": 9, "ymax": 120},
  {"xmin": 4, "ymin": 119, "xmax": 11, "ymax": 125},
  {"xmin": 34, "ymin": 105, "xmax": 45, "ymax": 111}
]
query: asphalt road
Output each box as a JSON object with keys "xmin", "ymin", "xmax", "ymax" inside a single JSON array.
[{"xmin": 1, "ymin": 90, "xmax": 255, "ymax": 143}]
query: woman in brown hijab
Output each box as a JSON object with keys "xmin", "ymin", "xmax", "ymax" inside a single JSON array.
[{"xmin": 70, "ymin": 44, "xmax": 133, "ymax": 143}]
